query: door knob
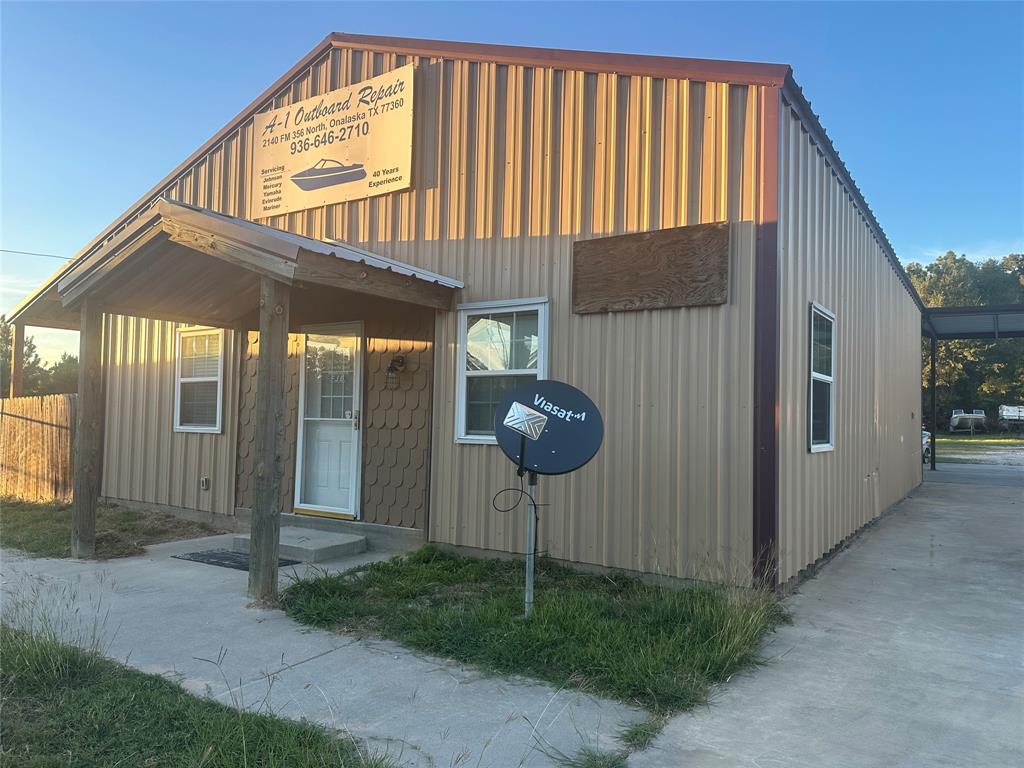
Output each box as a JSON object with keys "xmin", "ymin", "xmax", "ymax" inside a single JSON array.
[{"xmin": 352, "ymin": 410, "xmax": 360, "ymax": 430}]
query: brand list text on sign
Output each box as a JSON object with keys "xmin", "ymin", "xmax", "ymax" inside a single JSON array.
[{"xmin": 249, "ymin": 64, "xmax": 414, "ymax": 218}]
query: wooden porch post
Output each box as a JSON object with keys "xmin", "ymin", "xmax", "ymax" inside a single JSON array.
[
  {"xmin": 72, "ymin": 299, "xmax": 104, "ymax": 558},
  {"xmin": 9, "ymin": 322, "xmax": 24, "ymax": 397},
  {"xmin": 248, "ymin": 276, "xmax": 291, "ymax": 601}
]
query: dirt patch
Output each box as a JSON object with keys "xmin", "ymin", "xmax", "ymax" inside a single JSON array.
[{"xmin": 941, "ymin": 449, "xmax": 1024, "ymax": 467}]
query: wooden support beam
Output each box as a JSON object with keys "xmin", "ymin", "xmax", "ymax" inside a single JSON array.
[
  {"xmin": 248, "ymin": 277, "xmax": 291, "ymax": 601},
  {"xmin": 294, "ymin": 249, "xmax": 454, "ymax": 310},
  {"xmin": 10, "ymin": 323, "xmax": 24, "ymax": 397},
  {"xmin": 72, "ymin": 299, "xmax": 104, "ymax": 558}
]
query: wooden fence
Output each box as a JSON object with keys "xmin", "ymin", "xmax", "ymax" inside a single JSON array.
[{"xmin": 0, "ymin": 394, "xmax": 77, "ymax": 503}]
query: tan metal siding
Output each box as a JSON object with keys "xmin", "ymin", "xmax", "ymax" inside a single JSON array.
[
  {"xmin": 101, "ymin": 315, "xmax": 240, "ymax": 516},
  {"xmin": 432, "ymin": 223, "xmax": 757, "ymax": 579},
  {"xmin": 777, "ymin": 105, "xmax": 922, "ymax": 583},
  {"xmin": 88, "ymin": 46, "xmax": 765, "ymax": 579}
]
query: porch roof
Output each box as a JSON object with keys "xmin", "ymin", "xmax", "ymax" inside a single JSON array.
[
  {"xmin": 924, "ymin": 304, "xmax": 1024, "ymax": 340},
  {"xmin": 9, "ymin": 198, "xmax": 463, "ymax": 330}
]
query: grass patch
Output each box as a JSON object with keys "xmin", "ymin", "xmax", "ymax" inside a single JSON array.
[
  {"xmin": 282, "ymin": 546, "xmax": 787, "ymax": 714},
  {"xmin": 0, "ymin": 624, "xmax": 391, "ymax": 768},
  {"xmin": 936, "ymin": 434, "xmax": 1024, "ymax": 451},
  {"xmin": 549, "ymin": 746, "xmax": 629, "ymax": 768},
  {"xmin": 618, "ymin": 715, "xmax": 667, "ymax": 752},
  {"xmin": 0, "ymin": 498, "xmax": 223, "ymax": 558}
]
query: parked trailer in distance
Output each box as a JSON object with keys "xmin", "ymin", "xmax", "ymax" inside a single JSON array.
[
  {"xmin": 997, "ymin": 404, "xmax": 1024, "ymax": 432},
  {"xmin": 949, "ymin": 409, "xmax": 987, "ymax": 433}
]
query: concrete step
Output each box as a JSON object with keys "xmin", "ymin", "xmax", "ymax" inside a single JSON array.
[
  {"xmin": 280, "ymin": 513, "xmax": 424, "ymax": 553},
  {"xmin": 232, "ymin": 526, "xmax": 367, "ymax": 563}
]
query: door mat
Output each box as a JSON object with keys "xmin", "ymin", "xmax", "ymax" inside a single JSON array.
[{"xmin": 172, "ymin": 549, "xmax": 301, "ymax": 572}]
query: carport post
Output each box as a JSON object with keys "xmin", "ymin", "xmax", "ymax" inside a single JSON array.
[
  {"xmin": 72, "ymin": 298, "xmax": 104, "ymax": 558},
  {"xmin": 248, "ymin": 276, "xmax": 291, "ymax": 602},
  {"xmin": 9, "ymin": 322, "xmax": 24, "ymax": 397},
  {"xmin": 930, "ymin": 333, "xmax": 937, "ymax": 471}
]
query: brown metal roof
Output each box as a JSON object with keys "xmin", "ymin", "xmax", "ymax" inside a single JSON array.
[{"xmin": 15, "ymin": 198, "xmax": 462, "ymax": 330}]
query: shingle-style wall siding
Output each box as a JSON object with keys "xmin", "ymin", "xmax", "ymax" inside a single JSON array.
[{"xmin": 233, "ymin": 307, "xmax": 434, "ymax": 529}]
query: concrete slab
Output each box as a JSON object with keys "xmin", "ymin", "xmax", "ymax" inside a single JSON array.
[
  {"xmin": 233, "ymin": 526, "xmax": 367, "ymax": 562},
  {"xmin": 0, "ymin": 533, "xmax": 642, "ymax": 767},
  {"xmin": 632, "ymin": 463, "xmax": 1024, "ymax": 768}
]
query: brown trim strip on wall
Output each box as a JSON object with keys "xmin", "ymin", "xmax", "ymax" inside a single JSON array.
[
  {"xmin": 327, "ymin": 33, "xmax": 791, "ymax": 86},
  {"xmin": 753, "ymin": 86, "xmax": 781, "ymax": 588}
]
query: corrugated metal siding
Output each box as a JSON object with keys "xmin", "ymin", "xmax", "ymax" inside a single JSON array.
[
  {"xmin": 433, "ymin": 223, "xmax": 757, "ymax": 579},
  {"xmin": 101, "ymin": 315, "xmax": 240, "ymax": 516},
  {"xmin": 87, "ymin": 45, "xmax": 766, "ymax": 579},
  {"xmin": 777, "ymin": 104, "xmax": 922, "ymax": 583}
]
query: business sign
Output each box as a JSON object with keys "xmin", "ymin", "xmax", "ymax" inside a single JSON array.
[{"xmin": 250, "ymin": 64, "xmax": 414, "ymax": 218}]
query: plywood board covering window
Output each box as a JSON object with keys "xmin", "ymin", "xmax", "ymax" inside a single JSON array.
[
  {"xmin": 456, "ymin": 298, "xmax": 548, "ymax": 444},
  {"xmin": 174, "ymin": 327, "xmax": 224, "ymax": 433},
  {"xmin": 809, "ymin": 304, "xmax": 835, "ymax": 452}
]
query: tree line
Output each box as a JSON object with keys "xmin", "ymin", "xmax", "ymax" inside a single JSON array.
[
  {"xmin": 906, "ymin": 252, "xmax": 1023, "ymax": 431},
  {"xmin": 0, "ymin": 316, "xmax": 79, "ymax": 396}
]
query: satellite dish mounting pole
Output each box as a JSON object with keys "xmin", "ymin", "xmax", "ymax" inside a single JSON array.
[
  {"xmin": 494, "ymin": 380, "xmax": 604, "ymax": 621},
  {"xmin": 525, "ymin": 470, "xmax": 538, "ymax": 617}
]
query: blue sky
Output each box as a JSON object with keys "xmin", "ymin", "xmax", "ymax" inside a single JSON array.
[{"xmin": 2, "ymin": 1, "xmax": 1022, "ymax": 361}]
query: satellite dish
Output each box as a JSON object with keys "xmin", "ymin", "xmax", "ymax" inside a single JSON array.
[{"xmin": 494, "ymin": 379, "xmax": 604, "ymax": 476}]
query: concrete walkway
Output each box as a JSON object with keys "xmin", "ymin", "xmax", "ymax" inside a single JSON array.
[
  {"xmin": 3, "ymin": 464, "xmax": 1021, "ymax": 767},
  {"xmin": 0, "ymin": 536, "xmax": 642, "ymax": 768},
  {"xmin": 633, "ymin": 463, "xmax": 1024, "ymax": 768}
]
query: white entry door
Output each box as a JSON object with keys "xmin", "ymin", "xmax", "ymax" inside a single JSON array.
[{"xmin": 296, "ymin": 323, "xmax": 362, "ymax": 517}]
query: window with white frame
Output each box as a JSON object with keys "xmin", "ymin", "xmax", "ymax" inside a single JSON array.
[
  {"xmin": 456, "ymin": 298, "xmax": 548, "ymax": 442},
  {"xmin": 809, "ymin": 304, "xmax": 835, "ymax": 452},
  {"xmin": 174, "ymin": 327, "xmax": 224, "ymax": 433}
]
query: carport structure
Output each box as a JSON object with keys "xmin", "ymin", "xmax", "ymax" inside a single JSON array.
[
  {"xmin": 922, "ymin": 303, "xmax": 1024, "ymax": 470},
  {"xmin": 7, "ymin": 197, "xmax": 461, "ymax": 600}
]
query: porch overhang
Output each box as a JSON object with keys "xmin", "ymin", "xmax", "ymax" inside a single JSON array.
[
  {"xmin": 9, "ymin": 198, "xmax": 463, "ymax": 331},
  {"xmin": 923, "ymin": 304, "xmax": 1024, "ymax": 341}
]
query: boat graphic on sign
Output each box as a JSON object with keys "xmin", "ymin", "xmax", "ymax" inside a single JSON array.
[{"xmin": 290, "ymin": 159, "xmax": 367, "ymax": 191}]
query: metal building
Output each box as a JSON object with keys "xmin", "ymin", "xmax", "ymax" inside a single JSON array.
[{"xmin": 8, "ymin": 34, "xmax": 924, "ymax": 587}]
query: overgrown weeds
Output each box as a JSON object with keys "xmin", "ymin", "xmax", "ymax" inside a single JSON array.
[{"xmin": 282, "ymin": 546, "xmax": 788, "ymax": 713}]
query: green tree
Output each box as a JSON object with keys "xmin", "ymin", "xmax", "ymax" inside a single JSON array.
[
  {"xmin": 41, "ymin": 352, "xmax": 79, "ymax": 395},
  {"xmin": 0, "ymin": 316, "xmax": 77, "ymax": 396},
  {"xmin": 909, "ymin": 252, "xmax": 1024, "ymax": 431}
]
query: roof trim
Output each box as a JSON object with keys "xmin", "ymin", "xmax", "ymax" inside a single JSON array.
[
  {"xmin": 326, "ymin": 32, "xmax": 791, "ymax": 86},
  {"xmin": 780, "ymin": 74, "xmax": 927, "ymax": 317},
  {"xmin": 159, "ymin": 199, "xmax": 464, "ymax": 289}
]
